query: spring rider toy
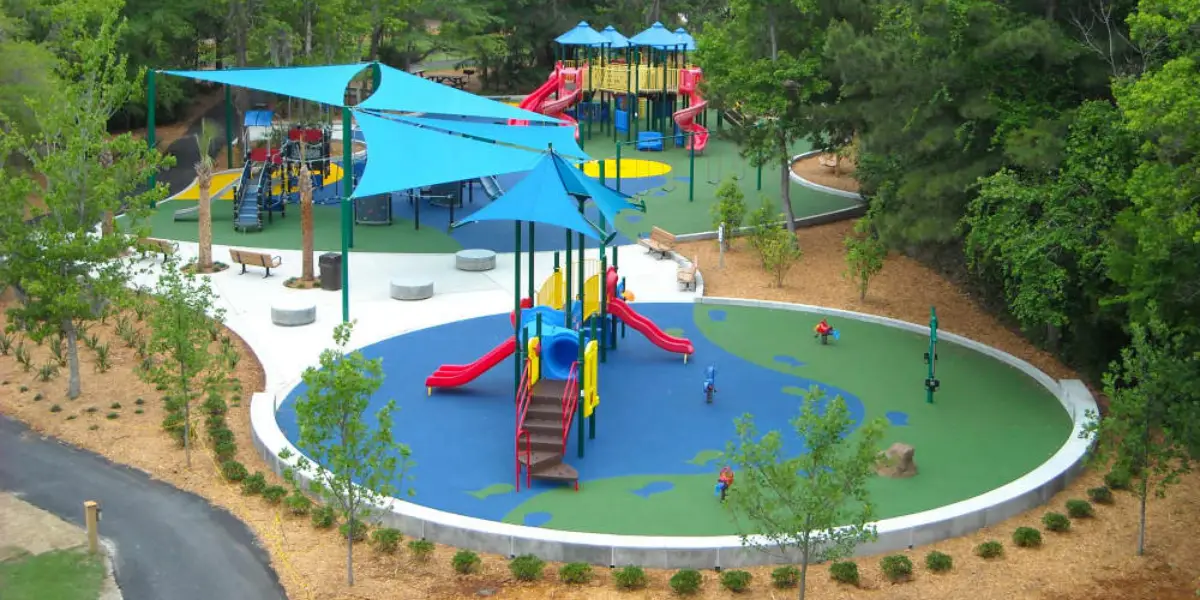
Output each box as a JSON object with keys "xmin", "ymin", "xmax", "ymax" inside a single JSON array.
[
  {"xmin": 703, "ymin": 365, "xmax": 717, "ymax": 404},
  {"xmin": 813, "ymin": 318, "xmax": 840, "ymax": 345},
  {"xmin": 714, "ymin": 466, "xmax": 735, "ymax": 501}
]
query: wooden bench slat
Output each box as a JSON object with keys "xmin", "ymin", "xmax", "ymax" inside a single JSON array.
[{"xmin": 229, "ymin": 248, "xmax": 282, "ymax": 278}]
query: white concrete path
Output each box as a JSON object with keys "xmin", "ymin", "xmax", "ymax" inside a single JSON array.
[{"xmin": 131, "ymin": 243, "xmax": 696, "ymax": 395}]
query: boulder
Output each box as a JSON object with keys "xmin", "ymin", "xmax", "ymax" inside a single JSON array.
[{"xmin": 876, "ymin": 443, "xmax": 918, "ymax": 478}]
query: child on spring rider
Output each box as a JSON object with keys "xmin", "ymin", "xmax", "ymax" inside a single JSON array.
[
  {"xmin": 703, "ymin": 365, "xmax": 717, "ymax": 404},
  {"xmin": 813, "ymin": 318, "xmax": 839, "ymax": 345},
  {"xmin": 714, "ymin": 466, "xmax": 735, "ymax": 501}
]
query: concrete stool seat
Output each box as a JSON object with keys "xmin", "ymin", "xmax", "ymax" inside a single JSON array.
[
  {"xmin": 390, "ymin": 277, "xmax": 434, "ymax": 301},
  {"xmin": 455, "ymin": 249, "xmax": 496, "ymax": 272},
  {"xmin": 271, "ymin": 300, "xmax": 316, "ymax": 327}
]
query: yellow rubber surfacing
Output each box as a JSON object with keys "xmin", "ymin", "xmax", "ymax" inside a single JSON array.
[
  {"xmin": 171, "ymin": 172, "xmax": 241, "ymax": 201},
  {"xmin": 583, "ymin": 158, "xmax": 671, "ymax": 178}
]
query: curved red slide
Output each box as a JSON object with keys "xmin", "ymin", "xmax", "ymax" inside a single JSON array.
[
  {"xmin": 673, "ymin": 99, "xmax": 708, "ymax": 152},
  {"xmin": 425, "ymin": 336, "xmax": 516, "ymax": 390},
  {"xmin": 510, "ymin": 72, "xmax": 581, "ymax": 140},
  {"xmin": 510, "ymin": 74, "xmax": 560, "ymax": 126},
  {"xmin": 608, "ymin": 298, "xmax": 694, "ymax": 356}
]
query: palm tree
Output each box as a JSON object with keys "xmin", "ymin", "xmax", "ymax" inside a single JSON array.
[
  {"xmin": 194, "ymin": 119, "xmax": 218, "ymax": 272},
  {"xmin": 299, "ymin": 141, "xmax": 315, "ymax": 283}
]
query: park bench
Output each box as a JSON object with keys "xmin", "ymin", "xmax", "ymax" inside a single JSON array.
[
  {"xmin": 229, "ymin": 248, "xmax": 282, "ymax": 278},
  {"xmin": 639, "ymin": 226, "xmax": 676, "ymax": 259},
  {"xmin": 138, "ymin": 237, "xmax": 178, "ymax": 260},
  {"xmin": 677, "ymin": 256, "xmax": 698, "ymax": 291}
]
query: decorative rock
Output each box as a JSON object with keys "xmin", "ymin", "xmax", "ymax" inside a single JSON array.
[
  {"xmin": 875, "ymin": 442, "xmax": 918, "ymax": 478},
  {"xmin": 390, "ymin": 277, "xmax": 434, "ymax": 301},
  {"xmin": 455, "ymin": 249, "xmax": 496, "ymax": 272},
  {"xmin": 271, "ymin": 301, "xmax": 316, "ymax": 327}
]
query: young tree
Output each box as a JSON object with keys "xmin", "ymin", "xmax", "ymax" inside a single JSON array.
[
  {"xmin": 760, "ymin": 227, "xmax": 802, "ymax": 288},
  {"xmin": 194, "ymin": 119, "xmax": 219, "ymax": 273},
  {"xmin": 843, "ymin": 217, "xmax": 887, "ymax": 300},
  {"xmin": 141, "ymin": 255, "xmax": 226, "ymax": 467},
  {"xmin": 710, "ymin": 175, "xmax": 746, "ymax": 251},
  {"xmin": 0, "ymin": 0, "xmax": 171, "ymax": 399},
  {"xmin": 1085, "ymin": 312, "xmax": 1199, "ymax": 556},
  {"xmin": 725, "ymin": 387, "xmax": 887, "ymax": 600},
  {"xmin": 293, "ymin": 321, "xmax": 413, "ymax": 586}
]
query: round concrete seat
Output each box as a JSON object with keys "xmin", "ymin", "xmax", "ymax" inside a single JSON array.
[
  {"xmin": 271, "ymin": 300, "xmax": 316, "ymax": 327},
  {"xmin": 390, "ymin": 277, "xmax": 434, "ymax": 301},
  {"xmin": 455, "ymin": 249, "xmax": 496, "ymax": 272}
]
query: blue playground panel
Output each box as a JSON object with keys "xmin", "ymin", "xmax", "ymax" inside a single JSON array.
[
  {"xmin": 276, "ymin": 303, "xmax": 864, "ymax": 524},
  {"xmin": 636, "ymin": 132, "xmax": 664, "ymax": 152}
]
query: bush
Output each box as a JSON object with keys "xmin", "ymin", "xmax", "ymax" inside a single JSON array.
[
  {"xmin": 508, "ymin": 554, "xmax": 545, "ymax": 581},
  {"xmin": 311, "ymin": 505, "xmax": 336, "ymax": 529},
  {"xmin": 205, "ymin": 414, "xmax": 226, "ymax": 431},
  {"xmin": 33, "ymin": 393, "xmax": 42, "ymax": 401},
  {"xmin": 201, "ymin": 394, "xmax": 227, "ymax": 416},
  {"xmin": 110, "ymin": 402, "xmax": 121, "ymax": 409},
  {"xmin": 759, "ymin": 227, "xmax": 803, "ymax": 287},
  {"xmin": 558, "ymin": 562, "xmax": 592, "ymax": 585},
  {"xmin": 1042, "ymin": 512, "xmax": 1071, "ymax": 533},
  {"xmin": 370, "ymin": 528, "xmax": 403, "ymax": 554},
  {"xmin": 209, "ymin": 427, "xmax": 235, "ymax": 446},
  {"xmin": 669, "ymin": 569, "xmax": 702, "ymax": 595},
  {"xmin": 925, "ymin": 551, "xmax": 953, "ymax": 573},
  {"xmin": 720, "ymin": 569, "xmax": 751, "ymax": 592},
  {"xmin": 1088, "ymin": 486, "xmax": 1115, "ymax": 505},
  {"xmin": 451, "ymin": 550, "xmax": 480, "ymax": 574},
  {"xmin": 285, "ymin": 491, "xmax": 312, "ymax": 516},
  {"xmin": 710, "ymin": 177, "xmax": 746, "ymax": 249},
  {"xmin": 1104, "ymin": 467, "xmax": 1132, "ymax": 490},
  {"xmin": 879, "ymin": 555, "xmax": 913, "ymax": 583},
  {"xmin": 1012, "ymin": 527, "xmax": 1043, "ymax": 547},
  {"xmin": 975, "ymin": 540, "xmax": 1003, "ymax": 559},
  {"xmin": 50, "ymin": 404, "xmax": 62, "ymax": 413},
  {"xmin": 771, "ymin": 565, "xmax": 800, "ymax": 589},
  {"xmin": 407, "ymin": 539, "xmax": 434, "ymax": 562},
  {"xmin": 262, "ymin": 485, "xmax": 288, "ymax": 504},
  {"xmin": 613, "ymin": 566, "xmax": 648, "ymax": 590},
  {"xmin": 213, "ymin": 441, "xmax": 238, "ymax": 461},
  {"xmin": 106, "ymin": 412, "xmax": 119, "ymax": 420},
  {"xmin": 241, "ymin": 472, "xmax": 267, "ymax": 495},
  {"xmin": 830, "ymin": 561, "xmax": 860, "ymax": 585},
  {"xmin": 339, "ymin": 519, "xmax": 368, "ymax": 542},
  {"xmin": 220, "ymin": 460, "xmax": 248, "ymax": 482},
  {"xmin": 1066, "ymin": 499, "xmax": 1094, "ymax": 518}
]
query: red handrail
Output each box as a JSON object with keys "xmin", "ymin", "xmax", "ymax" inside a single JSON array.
[
  {"xmin": 514, "ymin": 361, "xmax": 532, "ymax": 492},
  {"xmin": 559, "ymin": 362, "xmax": 580, "ymax": 454}
]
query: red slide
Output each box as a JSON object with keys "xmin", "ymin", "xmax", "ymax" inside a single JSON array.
[
  {"xmin": 511, "ymin": 75, "xmax": 560, "ymax": 126},
  {"xmin": 510, "ymin": 72, "xmax": 581, "ymax": 140},
  {"xmin": 673, "ymin": 68, "xmax": 709, "ymax": 152},
  {"xmin": 425, "ymin": 336, "xmax": 516, "ymax": 391},
  {"xmin": 608, "ymin": 298, "xmax": 695, "ymax": 357}
]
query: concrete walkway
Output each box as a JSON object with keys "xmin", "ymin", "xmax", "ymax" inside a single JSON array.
[{"xmin": 0, "ymin": 416, "xmax": 287, "ymax": 600}]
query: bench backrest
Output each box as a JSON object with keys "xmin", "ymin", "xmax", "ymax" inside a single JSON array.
[{"xmin": 650, "ymin": 226, "xmax": 675, "ymax": 243}]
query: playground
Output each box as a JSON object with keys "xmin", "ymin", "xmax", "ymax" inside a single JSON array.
[{"xmin": 276, "ymin": 301, "xmax": 1071, "ymax": 536}]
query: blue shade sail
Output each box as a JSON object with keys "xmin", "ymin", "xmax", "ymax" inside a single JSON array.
[
  {"xmin": 356, "ymin": 65, "xmax": 558, "ymax": 123},
  {"xmin": 457, "ymin": 154, "xmax": 605, "ymax": 240},
  {"xmin": 163, "ymin": 64, "xmax": 369, "ymax": 107},
  {"xmin": 382, "ymin": 114, "xmax": 589, "ymax": 161},
  {"xmin": 549, "ymin": 153, "xmax": 642, "ymax": 223}
]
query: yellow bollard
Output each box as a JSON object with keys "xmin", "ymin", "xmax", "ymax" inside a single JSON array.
[{"xmin": 83, "ymin": 501, "xmax": 100, "ymax": 555}]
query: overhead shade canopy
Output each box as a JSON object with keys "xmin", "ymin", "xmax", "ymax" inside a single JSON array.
[
  {"xmin": 357, "ymin": 64, "xmax": 557, "ymax": 123},
  {"xmin": 244, "ymin": 110, "xmax": 273, "ymax": 127},
  {"xmin": 672, "ymin": 28, "xmax": 697, "ymax": 51},
  {"xmin": 352, "ymin": 111, "xmax": 544, "ymax": 198},
  {"xmin": 385, "ymin": 114, "xmax": 589, "ymax": 161},
  {"xmin": 550, "ymin": 153, "xmax": 642, "ymax": 223},
  {"xmin": 630, "ymin": 22, "xmax": 688, "ymax": 49},
  {"xmin": 456, "ymin": 154, "xmax": 605, "ymax": 240},
  {"xmin": 163, "ymin": 64, "xmax": 368, "ymax": 107},
  {"xmin": 555, "ymin": 21, "xmax": 610, "ymax": 47},
  {"xmin": 600, "ymin": 26, "xmax": 630, "ymax": 49}
]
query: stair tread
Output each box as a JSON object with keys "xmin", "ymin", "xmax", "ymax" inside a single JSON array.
[
  {"xmin": 530, "ymin": 462, "xmax": 578, "ymax": 481},
  {"xmin": 517, "ymin": 450, "xmax": 562, "ymax": 468}
]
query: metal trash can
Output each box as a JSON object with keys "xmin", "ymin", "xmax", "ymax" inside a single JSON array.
[{"xmin": 319, "ymin": 253, "xmax": 343, "ymax": 291}]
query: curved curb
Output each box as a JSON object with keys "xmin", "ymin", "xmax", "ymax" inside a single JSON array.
[
  {"xmin": 789, "ymin": 150, "xmax": 865, "ymax": 201},
  {"xmin": 249, "ymin": 299, "xmax": 1095, "ymax": 569}
]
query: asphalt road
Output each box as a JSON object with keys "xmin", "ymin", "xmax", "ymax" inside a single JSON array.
[{"xmin": 0, "ymin": 416, "xmax": 288, "ymax": 600}]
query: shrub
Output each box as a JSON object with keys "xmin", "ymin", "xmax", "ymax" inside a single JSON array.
[
  {"xmin": 110, "ymin": 402, "xmax": 121, "ymax": 409},
  {"xmin": 879, "ymin": 555, "xmax": 913, "ymax": 583},
  {"xmin": 720, "ymin": 569, "xmax": 751, "ymax": 593},
  {"xmin": 241, "ymin": 472, "xmax": 267, "ymax": 495},
  {"xmin": 135, "ymin": 409, "xmax": 144, "ymax": 415},
  {"xmin": 339, "ymin": 519, "xmax": 368, "ymax": 542},
  {"xmin": 613, "ymin": 566, "xmax": 648, "ymax": 590},
  {"xmin": 50, "ymin": 404, "xmax": 62, "ymax": 413},
  {"xmin": 88, "ymin": 424, "xmax": 99, "ymax": 431},
  {"xmin": 1088, "ymin": 486, "xmax": 1114, "ymax": 505},
  {"xmin": 19, "ymin": 385, "xmax": 28, "ymax": 393},
  {"xmin": 209, "ymin": 427, "xmax": 235, "ymax": 446},
  {"xmin": 213, "ymin": 441, "xmax": 237, "ymax": 461},
  {"xmin": 1042, "ymin": 512, "xmax": 1071, "ymax": 533},
  {"xmin": 759, "ymin": 227, "xmax": 803, "ymax": 287},
  {"xmin": 0, "ymin": 332, "xmax": 12, "ymax": 354},
  {"xmin": 1066, "ymin": 499, "xmax": 1094, "ymax": 518},
  {"xmin": 205, "ymin": 414, "xmax": 226, "ymax": 431},
  {"xmin": 669, "ymin": 569, "xmax": 702, "ymax": 595},
  {"xmin": 830, "ymin": 561, "xmax": 860, "ymax": 585},
  {"xmin": 508, "ymin": 554, "xmax": 545, "ymax": 581},
  {"xmin": 262, "ymin": 485, "xmax": 288, "ymax": 504},
  {"xmin": 771, "ymin": 565, "xmax": 800, "ymax": 589},
  {"xmin": 925, "ymin": 550, "xmax": 953, "ymax": 573},
  {"xmin": 33, "ymin": 393, "xmax": 43, "ymax": 401},
  {"xmin": 285, "ymin": 491, "xmax": 312, "ymax": 516},
  {"xmin": 37, "ymin": 362, "xmax": 59, "ymax": 382},
  {"xmin": 1104, "ymin": 467, "xmax": 1132, "ymax": 490},
  {"xmin": 202, "ymin": 396, "xmax": 227, "ymax": 418},
  {"xmin": 451, "ymin": 550, "xmax": 480, "ymax": 574},
  {"xmin": 135, "ymin": 398, "xmax": 145, "ymax": 405},
  {"xmin": 93, "ymin": 344, "xmax": 111, "ymax": 373},
  {"xmin": 407, "ymin": 539, "xmax": 434, "ymax": 562},
  {"xmin": 370, "ymin": 528, "xmax": 403, "ymax": 554},
  {"xmin": 975, "ymin": 540, "xmax": 1003, "ymax": 559},
  {"xmin": 221, "ymin": 460, "xmax": 248, "ymax": 482},
  {"xmin": 311, "ymin": 505, "xmax": 336, "ymax": 529},
  {"xmin": 15, "ymin": 344, "xmax": 32, "ymax": 371},
  {"xmin": 1013, "ymin": 527, "xmax": 1043, "ymax": 548},
  {"xmin": 558, "ymin": 562, "xmax": 592, "ymax": 585},
  {"xmin": 106, "ymin": 412, "xmax": 119, "ymax": 420},
  {"xmin": 85, "ymin": 406, "xmax": 98, "ymax": 414},
  {"xmin": 67, "ymin": 415, "xmax": 77, "ymax": 420}
]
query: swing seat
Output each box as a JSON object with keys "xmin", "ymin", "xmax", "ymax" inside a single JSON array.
[{"xmin": 636, "ymin": 132, "xmax": 664, "ymax": 152}]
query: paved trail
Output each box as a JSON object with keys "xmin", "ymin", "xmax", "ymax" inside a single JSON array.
[{"xmin": 0, "ymin": 416, "xmax": 287, "ymax": 600}]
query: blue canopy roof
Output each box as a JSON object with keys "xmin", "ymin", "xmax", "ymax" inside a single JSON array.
[
  {"xmin": 630, "ymin": 22, "xmax": 688, "ymax": 49},
  {"xmin": 357, "ymin": 64, "xmax": 556, "ymax": 123},
  {"xmin": 672, "ymin": 28, "xmax": 697, "ymax": 51},
  {"xmin": 384, "ymin": 114, "xmax": 588, "ymax": 160},
  {"xmin": 352, "ymin": 112, "xmax": 545, "ymax": 198},
  {"xmin": 555, "ymin": 21, "xmax": 610, "ymax": 47},
  {"xmin": 164, "ymin": 64, "xmax": 368, "ymax": 107},
  {"xmin": 600, "ymin": 26, "xmax": 631, "ymax": 49},
  {"xmin": 243, "ymin": 109, "xmax": 273, "ymax": 128},
  {"xmin": 457, "ymin": 153, "xmax": 605, "ymax": 240},
  {"xmin": 550, "ymin": 154, "xmax": 643, "ymax": 223}
]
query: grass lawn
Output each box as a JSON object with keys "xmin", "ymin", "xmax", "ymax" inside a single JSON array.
[{"xmin": 0, "ymin": 549, "xmax": 105, "ymax": 600}]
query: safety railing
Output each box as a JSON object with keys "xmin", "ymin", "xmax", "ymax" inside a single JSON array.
[
  {"xmin": 514, "ymin": 360, "xmax": 533, "ymax": 492},
  {"xmin": 560, "ymin": 361, "xmax": 580, "ymax": 454}
]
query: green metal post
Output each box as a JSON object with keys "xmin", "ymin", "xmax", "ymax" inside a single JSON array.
[
  {"xmin": 565, "ymin": 231, "xmax": 573, "ymax": 325},
  {"xmin": 527, "ymin": 222, "xmax": 535, "ymax": 300},
  {"xmin": 615, "ymin": 142, "xmax": 622, "ymax": 193},
  {"xmin": 587, "ymin": 46, "xmax": 593, "ymax": 143},
  {"xmin": 756, "ymin": 164, "xmax": 762, "ymax": 191},
  {"xmin": 927, "ymin": 306, "xmax": 939, "ymax": 404},
  {"xmin": 147, "ymin": 71, "xmax": 157, "ymax": 196},
  {"xmin": 717, "ymin": 111, "xmax": 722, "ymax": 133},
  {"xmin": 626, "ymin": 47, "xmax": 633, "ymax": 143},
  {"xmin": 661, "ymin": 49, "xmax": 668, "ymax": 136},
  {"xmin": 515, "ymin": 221, "xmax": 522, "ymax": 397},
  {"xmin": 599, "ymin": 252, "xmax": 607, "ymax": 363},
  {"xmin": 689, "ymin": 142, "xmax": 696, "ymax": 202},
  {"xmin": 340, "ymin": 107, "xmax": 352, "ymax": 322},
  {"xmin": 577, "ymin": 198, "xmax": 585, "ymax": 332},
  {"xmin": 224, "ymin": 85, "xmax": 234, "ymax": 169}
]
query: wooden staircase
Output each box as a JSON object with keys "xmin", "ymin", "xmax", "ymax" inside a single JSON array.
[{"xmin": 516, "ymin": 373, "xmax": 579, "ymax": 491}]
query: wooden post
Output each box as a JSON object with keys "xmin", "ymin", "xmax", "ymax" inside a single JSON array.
[{"xmin": 84, "ymin": 501, "xmax": 100, "ymax": 554}]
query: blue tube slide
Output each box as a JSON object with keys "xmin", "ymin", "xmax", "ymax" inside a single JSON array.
[{"xmin": 520, "ymin": 306, "xmax": 579, "ymax": 381}]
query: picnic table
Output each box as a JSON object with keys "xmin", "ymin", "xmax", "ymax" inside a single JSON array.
[{"xmin": 427, "ymin": 74, "xmax": 468, "ymax": 89}]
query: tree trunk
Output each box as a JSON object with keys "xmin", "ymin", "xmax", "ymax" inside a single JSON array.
[
  {"xmin": 64, "ymin": 320, "xmax": 81, "ymax": 399},
  {"xmin": 346, "ymin": 515, "xmax": 355, "ymax": 585},
  {"xmin": 101, "ymin": 212, "xmax": 114, "ymax": 236},
  {"xmin": 182, "ymin": 360, "xmax": 191, "ymax": 468},
  {"xmin": 798, "ymin": 550, "xmax": 809, "ymax": 600},
  {"xmin": 780, "ymin": 149, "xmax": 797, "ymax": 235},
  {"xmin": 198, "ymin": 178, "xmax": 213, "ymax": 271},
  {"xmin": 1137, "ymin": 482, "xmax": 1147, "ymax": 555},
  {"xmin": 300, "ymin": 164, "xmax": 315, "ymax": 281}
]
